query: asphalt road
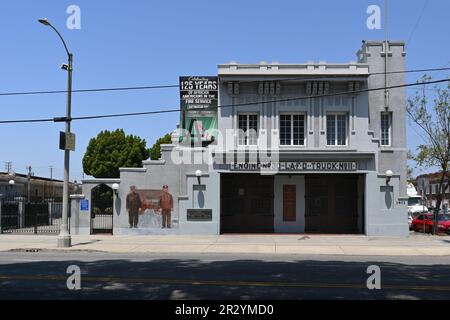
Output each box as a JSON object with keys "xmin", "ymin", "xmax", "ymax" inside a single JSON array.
[{"xmin": 0, "ymin": 251, "xmax": 449, "ymax": 300}]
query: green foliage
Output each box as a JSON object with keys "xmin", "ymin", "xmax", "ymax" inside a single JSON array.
[
  {"xmin": 407, "ymin": 76, "xmax": 449, "ymax": 170},
  {"xmin": 407, "ymin": 76, "xmax": 450, "ymax": 217},
  {"xmin": 149, "ymin": 133, "xmax": 172, "ymax": 160},
  {"xmin": 83, "ymin": 129, "xmax": 149, "ymax": 178}
]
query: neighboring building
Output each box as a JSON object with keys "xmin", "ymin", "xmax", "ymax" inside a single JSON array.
[
  {"xmin": 0, "ymin": 171, "xmax": 70, "ymax": 202},
  {"xmin": 72, "ymin": 40, "xmax": 409, "ymax": 236},
  {"xmin": 416, "ymin": 172, "xmax": 450, "ymax": 210}
]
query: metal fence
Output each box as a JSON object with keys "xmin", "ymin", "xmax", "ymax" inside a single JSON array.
[{"xmin": 0, "ymin": 197, "xmax": 68, "ymax": 234}]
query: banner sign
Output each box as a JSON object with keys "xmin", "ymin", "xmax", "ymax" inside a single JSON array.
[
  {"xmin": 227, "ymin": 161, "xmax": 358, "ymax": 172},
  {"xmin": 179, "ymin": 76, "xmax": 219, "ymax": 146},
  {"xmin": 180, "ymin": 76, "xmax": 218, "ymax": 111}
]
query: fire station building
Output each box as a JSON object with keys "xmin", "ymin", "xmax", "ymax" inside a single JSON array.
[{"xmin": 72, "ymin": 40, "xmax": 409, "ymax": 236}]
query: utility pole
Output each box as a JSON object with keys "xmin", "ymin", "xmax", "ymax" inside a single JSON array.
[
  {"xmin": 4, "ymin": 161, "xmax": 12, "ymax": 173},
  {"xmin": 38, "ymin": 18, "xmax": 73, "ymax": 247},
  {"xmin": 49, "ymin": 166, "xmax": 54, "ymax": 199},
  {"xmin": 26, "ymin": 165, "xmax": 32, "ymax": 202}
]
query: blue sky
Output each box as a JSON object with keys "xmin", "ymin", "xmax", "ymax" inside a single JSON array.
[{"xmin": 0, "ymin": 0, "xmax": 448, "ymax": 181}]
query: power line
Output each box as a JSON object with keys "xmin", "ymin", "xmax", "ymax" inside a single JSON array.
[
  {"xmin": 0, "ymin": 67, "xmax": 449, "ymax": 97},
  {"xmin": 234, "ymin": 67, "xmax": 450, "ymax": 84},
  {"xmin": 0, "ymin": 78, "xmax": 448, "ymax": 125},
  {"xmin": 407, "ymin": 0, "xmax": 429, "ymax": 46},
  {"xmin": 0, "ymin": 118, "xmax": 54, "ymax": 124},
  {"xmin": 0, "ymin": 84, "xmax": 179, "ymax": 97}
]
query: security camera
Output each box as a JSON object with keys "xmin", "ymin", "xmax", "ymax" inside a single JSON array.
[{"xmin": 60, "ymin": 63, "xmax": 69, "ymax": 71}]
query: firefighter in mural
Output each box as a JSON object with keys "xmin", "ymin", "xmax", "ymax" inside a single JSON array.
[
  {"xmin": 126, "ymin": 185, "xmax": 142, "ymax": 228},
  {"xmin": 158, "ymin": 185, "xmax": 173, "ymax": 228}
]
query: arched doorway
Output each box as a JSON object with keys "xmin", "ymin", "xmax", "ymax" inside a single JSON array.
[{"xmin": 91, "ymin": 184, "xmax": 113, "ymax": 234}]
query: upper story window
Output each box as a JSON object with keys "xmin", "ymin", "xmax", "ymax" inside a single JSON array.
[
  {"xmin": 381, "ymin": 112, "xmax": 392, "ymax": 146},
  {"xmin": 280, "ymin": 114, "xmax": 306, "ymax": 146},
  {"xmin": 238, "ymin": 113, "xmax": 258, "ymax": 146},
  {"xmin": 326, "ymin": 113, "xmax": 348, "ymax": 146}
]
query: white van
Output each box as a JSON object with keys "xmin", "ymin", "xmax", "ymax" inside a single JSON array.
[{"xmin": 407, "ymin": 183, "xmax": 429, "ymax": 229}]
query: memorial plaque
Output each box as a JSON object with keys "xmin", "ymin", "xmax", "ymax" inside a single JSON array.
[{"xmin": 187, "ymin": 209, "xmax": 213, "ymax": 221}]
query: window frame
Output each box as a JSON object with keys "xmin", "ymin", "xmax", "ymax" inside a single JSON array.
[
  {"xmin": 279, "ymin": 112, "xmax": 307, "ymax": 147},
  {"xmin": 237, "ymin": 113, "xmax": 259, "ymax": 146},
  {"xmin": 380, "ymin": 112, "xmax": 392, "ymax": 147},
  {"xmin": 326, "ymin": 112, "xmax": 348, "ymax": 146}
]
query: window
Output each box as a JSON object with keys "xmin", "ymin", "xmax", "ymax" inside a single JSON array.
[
  {"xmin": 238, "ymin": 114, "xmax": 258, "ymax": 146},
  {"xmin": 434, "ymin": 184, "xmax": 439, "ymax": 194},
  {"xmin": 327, "ymin": 114, "xmax": 347, "ymax": 146},
  {"xmin": 381, "ymin": 112, "xmax": 392, "ymax": 146},
  {"xmin": 280, "ymin": 114, "xmax": 306, "ymax": 146}
]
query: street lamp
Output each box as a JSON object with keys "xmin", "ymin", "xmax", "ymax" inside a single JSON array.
[
  {"xmin": 39, "ymin": 18, "xmax": 73, "ymax": 247},
  {"xmin": 8, "ymin": 172, "xmax": 16, "ymax": 189},
  {"xmin": 385, "ymin": 170, "xmax": 393, "ymax": 185},
  {"xmin": 112, "ymin": 183, "xmax": 120, "ymax": 196},
  {"xmin": 195, "ymin": 170, "xmax": 203, "ymax": 185}
]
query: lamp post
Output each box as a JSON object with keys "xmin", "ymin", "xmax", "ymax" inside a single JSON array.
[{"xmin": 39, "ymin": 18, "xmax": 73, "ymax": 247}]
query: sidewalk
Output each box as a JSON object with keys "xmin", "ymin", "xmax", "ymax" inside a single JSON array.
[{"xmin": 1, "ymin": 232, "xmax": 450, "ymax": 256}]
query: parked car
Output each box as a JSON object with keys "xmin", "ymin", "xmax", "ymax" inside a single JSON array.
[
  {"xmin": 408, "ymin": 211, "xmax": 427, "ymax": 230},
  {"xmin": 411, "ymin": 213, "xmax": 450, "ymax": 234}
]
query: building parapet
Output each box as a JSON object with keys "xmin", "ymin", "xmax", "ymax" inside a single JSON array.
[
  {"xmin": 81, "ymin": 178, "xmax": 121, "ymax": 183},
  {"xmin": 218, "ymin": 61, "xmax": 370, "ymax": 76},
  {"xmin": 142, "ymin": 160, "xmax": 166, "ymax": 165}
]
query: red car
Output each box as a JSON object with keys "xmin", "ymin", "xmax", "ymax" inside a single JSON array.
[{"xmin": 411, "ymin": 213, "xmax": 450, "ymax": 234}]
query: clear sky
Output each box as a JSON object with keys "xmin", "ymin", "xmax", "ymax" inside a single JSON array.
[{"xmin": 0, "ymin": 0, "xmax": 448, "ymax": 181}]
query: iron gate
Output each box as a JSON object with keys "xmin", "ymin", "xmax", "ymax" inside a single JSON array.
[
  {"xmin": 0, "ymin": 200, "xmax": 19, "ymax": 233},
  {"xmin": 91, "ymin": 184, "xmax": 113, "ymax": 234},
  {"xmin": 0, "ymin": 198, "xmax": 67, "ymax": 234}
]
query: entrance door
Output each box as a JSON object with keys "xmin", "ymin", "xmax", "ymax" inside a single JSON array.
[
  {"xmin": 305, "ymin": 175, "xmax": 359, "ymax": 234},
  {"xmin": 221, "ymin": 174, "xmax": 274, "ymax": 233}
]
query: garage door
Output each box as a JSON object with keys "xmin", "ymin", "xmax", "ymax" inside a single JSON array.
[
  {"xmin": 221, "ymin": 174, "xmax": 274, "ymax": 233},
  {"xmin": 305, "ymin": 175, "xmax": 360, "ymax": 234}
]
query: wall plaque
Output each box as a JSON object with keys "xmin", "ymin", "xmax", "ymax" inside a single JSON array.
[{"xmin": 187, "ymin": 209, "xmax": 213, "ymax": 221}]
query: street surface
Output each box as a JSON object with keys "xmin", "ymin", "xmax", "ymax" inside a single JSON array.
[{"xmin": 0, "ymin": 251, "xmax": 450, "ymax": 299}]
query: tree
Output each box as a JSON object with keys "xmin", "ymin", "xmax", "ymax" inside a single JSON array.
[
  {"xmin": 406, "ymin": 150, "xmax": 415, "ymax": 182},
  {"xmin": 149, "ymin": 133, "xmax": 172, "ymax": 160},
  {"xmin": 407, "ymin": 76, "xmax": 450, "ymax": 234},
  {"xmin": 83, "ymin": 129, "xmax": 149, "ymax": 178}
]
